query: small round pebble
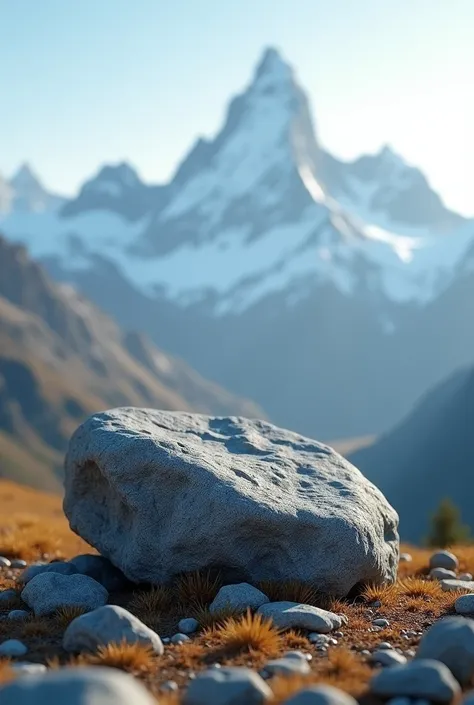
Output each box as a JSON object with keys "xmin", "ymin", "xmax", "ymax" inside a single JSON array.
[
  {"xmin": 178, "ymin": 617, "xmax": 199, "ymax": 635},
  {"xmin": 264, "ymin": 657, "xmax": 311, "ymax": 676},
  {"xmin": 171, "ymin": 633, "xmax": 191, "ymax": 645},
  {"xmin": 429, "ymin": 568, "xmax": 457, "ymax": 581},
  {"xmin": 371, "ymin": 600, "xmax": 382, "ymax": 608},
  {"xmin": 309, "ymin": 633, "xmax": 329, "ymax": 644},
  {"xmin": 399, "ymin": 554, "xmax": 412, "ymax": 563},
  {"xmin": 373, "ymin": 619, "xmax": 390, "ymax": 628},
  {"xmin": 282, "ymin": 684, "xmax": 358, "ymax": 705},
  {"xmin": 0, "ymin": 556, "xmax": 11, "ymax": 568},
  {"xmin": 371, "ymin": 649, "xmax": 407, "ymax": 667},
  {"xmin": 378, "ymin": 642, "xmax": 393, "ymax": 650},
  {"xmin": 429, "ymin": 550, "xmax": 458, "ymax": 571},
  {"xmin": 161, "ymin": 680, "xmax": 179, "ymax": 693},
  {"xmin": 283, "ymin": 650, "xmax": 312, "ymax": 662},
  {"xmin": 361, "ymin": 650, "xmax": 371, "ymax": 656},
  {"xmin": 0, "ymin": 588, "xmax": 18, "ymax": 604},
  {"xmin": 460, "ymin": 573, "xmax": 473, "ymax": 581},
  {"xmin": 406, "ymin": 650, "xmax": 416, "ymax": 658},
  {"xmin": 0, "ymin": 639, "xmax": 28, "ymax": 656},
  {"xmin": 162, "ymin": 637, "xmax": 171, "ymax": 644},
  {"xmin": 10, "ymin": 559, "xmax": 27, "ymax": 569},
  {"xmin": 7, "ymin": 610, "xmax": 30, "ymax": 620},
  {"xmin": 334, "ymin": 631, "xmax": 344, "ymax": 638}
]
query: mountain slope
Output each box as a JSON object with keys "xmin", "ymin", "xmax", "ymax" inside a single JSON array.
[
  {"xmin": 1, "ymin": 47, "xmax": 473, "ymax": 441},
  {"xmin": 0, "ymin": 235, "xmax": 264, "ymax": 489},
  {"xmin": 350, "ymin": 366, "xmax": 474, "ymax": 541}
]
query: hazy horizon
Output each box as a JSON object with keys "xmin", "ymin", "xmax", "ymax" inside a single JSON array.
[{"xmin": 1, "ymin": 0, "xmax": 472, "ymax": 215}]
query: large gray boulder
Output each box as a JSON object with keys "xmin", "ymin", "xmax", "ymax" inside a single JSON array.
[{"xmin": 64, "ymin": 409, "xmax": 399, "ymax": 596}]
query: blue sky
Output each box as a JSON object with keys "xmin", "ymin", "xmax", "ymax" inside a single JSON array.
[{"xmin": 1, "ymin": 0, "xmax": 471, "ymax": 213}]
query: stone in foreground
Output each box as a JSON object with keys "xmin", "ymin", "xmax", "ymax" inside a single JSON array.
[
  {"xmin": 0, "ymin": 639, "xmax": 27, "ymax": 657},
  {"xmin": 21, "ymin": 572, "xmax": 108, "ymax": 616},
  {"xmin": 257, "ymin": 602, "xmax": 342, "ymax": 632},
  {"xmin": 415, "ymin": 616, "xmax": 474, "ymax": 685},
  {"xmin": 264, "ymin": 657, "xmax": 311, "ymax": 676},
  {"xmin": 210, "ymin": 583, "xmax": 269, "ymax": 614},
  {"xmin": 371, "ymin": 659, "xmax": 460, "ymax": 702},
  {"xmin": 430, "ymin": 568, "xmax": 456, "ymax": 581},
  {"xmin": 283, "ymin": 685, "xmax": 358, "ymax": 705},
  {"xmin": 19, "ymin": 561, "xmax": 78, "ymax": 585},
  {"xmin": 183, "ymin": 666, "xmax": 272, "ymax": 705},
  {"xmin": 0, "ymin": 666, "xmax": 155, "ymax": 704},
  {"xmin": 64, "ymin": 409, "xmax": 399, "ymax": 595},
  {"xmin": 63, "ymin": 605, "xmax": 164, "ymax": 654}
]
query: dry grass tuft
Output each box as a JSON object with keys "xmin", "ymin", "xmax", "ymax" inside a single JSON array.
[
  {"xmin": 361, "ymin": 582, "xmax": 399, "ymax": 604},
  {"xmin": 0, "ymin": 659, "xmax": 15, "ymax": 684},
  {"xmin": 192, "ymin": 605, "xmax": 239, "ymax": 631},
  {"xmin": 173, "ymin": 641, "xmax": 206, "ymax": 669},
  {"xmin": 174, "ymin": 569, "xmax": 222, "ymax": 607},
  {"xmin": 80, "ymin": 640, "xmax": 158, "ymax": 673},
  {"xmin": 21, "ymin": 616, "xmax": 55, "ymax": 638},
  {"xmin": 258, "ymin": 580, "xmax": 329, "ymax": 608},
  {"xmin": 52, "ymin": 605, "xmax": 88, "ymax": 629},
  {"xmin": 398, "ymin": 577, "xmax": 443, "ymax": 599},
  {"xmin": 282, "ymin": 630, "xmax": 311, "ymax": 650},
  {"xmin": 204, "ymin": 610, "xmax": 282, "ymax": 657},
  {"xmin": 129, "ymin": 586, "xmax": 173, "ymax": 617}
]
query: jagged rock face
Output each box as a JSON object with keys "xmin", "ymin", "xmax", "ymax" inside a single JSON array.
[{"xmin": 64, "ymin": 408, "xmax": 399, "ymax": 596}]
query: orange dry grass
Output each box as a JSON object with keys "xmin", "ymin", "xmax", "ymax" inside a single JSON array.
[
  {"xmin": 174, "ymin": 569, "xmax": 222, "ymax": 607},
  {"xmin": 0, "ymin": 480, "xmax": 90, "ymax": 561},
  {"xmin": 204, "ymin": 610, "xmax": 282, "ymax": 657},
  {"xmin": 361, "ymin": 582, "xmax": 399, "ymax": 604},
  {"xmin": 398, "ymin": 577, "xmax": 444, "ymax": 599},
  {"xmin": 22, "ymin": 617, "xmax": 55, "ymax": 638},
  {"xmin": 0, "ymin": 659, "xmax": 15, "ymax": 685},
  {"xmin": 80, "ymin": 641, "xmax": 158, "ymax": 673},
  {"xmin": 191, "ymin": 605, "xmax": 239, "ymax": 630},
  {"xmin": 270, "ymin": 649, "xmax": 372, "ymax": 703}
]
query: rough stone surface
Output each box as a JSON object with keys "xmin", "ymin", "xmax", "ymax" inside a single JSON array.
[
  {"xmin": 210, "ymin": 583, "xmax": 269, "ymax": 614},
  {"xmin": 7, "ymin": 610, "xmax": 30, "ymax": 620},
  {"xmin": 63, "ymin": 605, "xmax": 163, "ymax": 654},
  {"xmin": 19, "ymin": 562, "xmax": 78, "ymax": 585},
  {"xmin": 183, "ymin": 666, "xmax": 272, "ymax": 705},
  {"xmin": 257, "ymin": 602, "xmax": 342, "ymax": 633},
  {"xmin": 171, "ymin": 633, "xmax": 190, "ymax": 645},
  {"xmin": 441, "ymin": 579, "xmax": 474, "ymax": 592},
  {"xmin": 70, "ymin": 554, "xmax": 131, "ymax": 592},
  {"xmin": 455, "ymin": 594, "xmax": 474, "ymax": 615},
  {"xmin": 430, "ymin": 568, "xmax": 457, "ymax": 581},
  {"xmin": 415, "ymin": 616, "xmax": 474, "ymax": 685},
  {"xmin": 178, "ymin": 617, "xmax": 199, "ymax": 634},
  {"xmin": 283, "ymin": 685, "xmax": 358, "ymax": 705},
  {"xmin": 371, "ymin": 659, "xmax": 460, "ymax": 702},
  {"xmin": 264, "ymin": 657, "xmax": 311, "ymax": 676},
  {"xmin": 0, "ymin": 589, "xmax": 17, "ymax": 604},
  {"xmin": 0, "ymin": 666, "xmax": 156, "ymax": 704},
  {"xmin": 429, "ymin": 551, "xmax": 458, "ymax": 571},
  {"xmin": 371, "ymin": 650, "xmax": 407, "ymax": 667},
  {"xmin": 21, "ymin": 572, "xmax": 108, "ymax": 616},
  {"xmin": 64, "ymin": 409, "xmax": 399, "ymax": 595},
  {"xmin": 0, "ymin": 639, "xmax": 27, "ymax": 656}
]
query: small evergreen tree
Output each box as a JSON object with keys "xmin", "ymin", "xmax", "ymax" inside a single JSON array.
[{"xmin": 426, "ymin": 497, "xmax": 471, "ymax": 548}]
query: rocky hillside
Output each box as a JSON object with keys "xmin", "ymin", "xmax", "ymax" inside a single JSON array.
[
  {"xmin": 0, "ymin": 236, "xmax": 264, "ymax": 490},
  {"xmin": 351, "ymin": 366, "xmax": 474, "ymax": 541}
]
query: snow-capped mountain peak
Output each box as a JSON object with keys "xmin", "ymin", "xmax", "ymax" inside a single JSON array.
[{"xmin": 8, "ymin": 163, "xmax": 64, "ymax": 214}]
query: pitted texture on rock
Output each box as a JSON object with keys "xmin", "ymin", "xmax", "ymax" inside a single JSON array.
[
  {"xmin": 21, "ymin": 572, "xmax": 108, "ymax": 616},
  {"xmin": 64, "ymin": 408, "xmax": 399, "ymax": 596}
]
